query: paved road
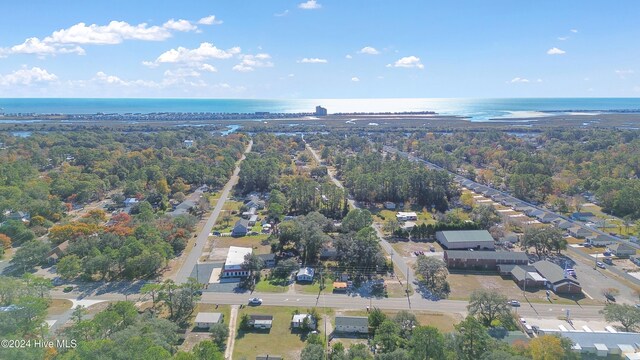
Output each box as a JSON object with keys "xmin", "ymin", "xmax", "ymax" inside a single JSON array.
[
  {"xmin": 305, "ymin": 142, "xmax": 415, "ymax": 294},
  {"xmin": 175, "ymin": 140, "xmax": 252, "ymax": 284},
  {"xmin": 49, "ymin": 289, "xmax": 606, "ymax": 321}
]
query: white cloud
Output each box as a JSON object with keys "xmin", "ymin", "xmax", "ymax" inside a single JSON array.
[
  {"xmin": 351, "ymin": 77, "xmax": 360, "ymax": 82},
  {"xmin": 199, "ymin": 64, "xmax": 217, "ymax": 73},
  {"xmin": 615, "ymin": 69, "xmax": 635, "ymax": 78},
  {"xmin": 299, "ymin": 57, "xmax": 327, "ymax": 63},
  {"xmin": 547, "ymin": 47, "xmax": 566, "ymax": 55},
  {"xmin": 570, "ymin": 29, "xmax": 578, "ymax": 33},
  {"xmin": 557, "ymin": 36, "xmax": 569, "ymax": 41},
  {"xmin": 298, "ymin": 0, "xmax": 321, "ymax": 10},
  {"xmin": 386, "ymin": 56, "xmax": 424, "ymax": 69},
  {"xmin": 197, "ymin": 15, "xmax": 223, "ymax": 25},
  {"xmin": 0, "ymin": 66, "xmax": 57, "ymax": 85},
  {"xmin": 142, "ymin": 61, "xmax": 158, "ymax": 68},
  {"xmin": 274, "ymin": 10, "xmax": 290, "ymax": 17},
  {"xmin": 1, "ymin": 17, "xmax": 204, "ymax": 57},
  {"xmin": 95, "ymin": 71, "xmax": 158, "ymax": 87},
  {"xmin": 232, "ymin": 53, "xmax": 274, "ymax": 72},
  {"xmin": 509, "ymin": 77, "xmax": 542, "ymax": 84},
  {"xmin": 154, "ymin": 42, "xmax": 241, "ymax": 64},
  {"xmin": 163, "ymin": 19, "xmax": 197, "ymax": 32},
  {"xmin": 345, "ymin": 54, "xmax": 352, "ymax": 59},
  {"xmin": 358, "ymin": 46, "xmax": 379, "ymax": 55},
  {"xmin": 510, "ymin": 77, "xmax": 530, "ymax": 83}
]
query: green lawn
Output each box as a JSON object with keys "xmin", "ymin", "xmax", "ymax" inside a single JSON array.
[
  {"xmin": 295, "ymin": 280, "xmax": 335, "ymax": 295},
  {"xmin": 254, "ymin": 278, "xmax": 289, "ymax": 293},
  {"xmin": 233, "ymin": 306, "xmax": 312, "ymax": 360}
]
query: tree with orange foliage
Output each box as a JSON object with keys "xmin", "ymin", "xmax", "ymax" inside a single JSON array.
[
  {"xmin": 0, "ymin": 234, "xmax": 11, "ymax": 249},
  {"xmin": 81, "ymin": 209, "xmax": 107, "ymax": 224},
  {"xmin": 528, "ymin": 335, "xmax": 568, "ymax": 360},
  {"xmin": 48, "ymin": 222, "xmax": 102, "ymax": 245}
]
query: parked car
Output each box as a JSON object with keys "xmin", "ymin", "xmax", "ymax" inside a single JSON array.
[
  {"xmin": 248, "ymin": 298, "xmax": 263, "ymax": 305},
  {"xmin": 596, "ymin": 261, "xmax": 606, "ymax": 269},
  {"xmin": 508, "ymin": 300, "xmax": 521, "ymax": 307}
]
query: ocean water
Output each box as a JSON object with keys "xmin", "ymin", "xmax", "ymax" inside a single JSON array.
[{"xmin": 0, "ymin": 98, "xmax": 639, "ymax": 121}]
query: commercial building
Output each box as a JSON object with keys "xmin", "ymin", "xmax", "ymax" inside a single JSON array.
[
  {"xmin": 315, "ymin": 106, "xmax": 328, "ymax": 116},
  {"xmin": 436, "ymin": 230, "xmax": 495, "ymax": 250},
  {"xmin": 222, "ymin": 246, "xmax": 252, "ymax": 277},
  {"xmin": 532, "ymin": 260, "xmax": 582, "ymax": 294},
  {"xmin": 537, "ymin": 329, "xmax": 640, "ymax": 358},
  {"xmin": 444, "ymin": 250, "xmax": 529, "ymax": 270}
]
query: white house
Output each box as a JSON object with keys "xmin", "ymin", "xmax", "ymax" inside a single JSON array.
[
  {"xmin": 568, "ymin": 226, "xmax": 592, "ymax": 239},
  {"xmin": 335, "ymin": 316, "xmax": 369, "ymax": 334},
  {"xmin": 608, "ymin": 243, "xmax": 636, "ymax": 258},
  {"xmin": 194, "ymin": 312, "xmax": 224, "ymax": 329},
  {"xmin": 222, "ymin": 246, "xmax": 252, "ymax": 277},
  {"xmin": 291, "ymin": 314, "xmax": 316, "ymax": 329},
  {"xmin": 296, "ymin": 267, "xmax": 315, "ymax": 282},
  {"xmin": 587, "ymin": 234, "xmax": 616, "ymax": 247},
  {"xmin": 396, "ymin": 212, "xmax": 417, "ymax": 221}
]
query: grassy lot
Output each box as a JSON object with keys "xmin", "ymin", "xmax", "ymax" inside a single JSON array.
[
  {"xmin": 222, "ymin": 200, "xmax": 244, "ymax": 212},
  {"xmin": 582, "ymin": 203, "xmax": 638, "ymax": 237},
  {"xmin": 48, "ymin": 299, "xmax": 73, "ymax": 316},
  {"xmin": 212, "ymin": 235, "xmax": 271, "ymax": 255},
  {"xmin": 390, "ymin": 240, "xmax": 441, "ymax": 257},
  {"xmin": 233, "ymin": 306, "xmax": 312, "ymax": 360},
  {"xmin": 295, "ymin": 280, "xmax": 335, "ymax": 295},
  {"xmin": 340, "ymin": 309, "xmax": 462, "ymax": 333},
  {"xmin": 254, "ymin": 277, "xmax": 289, "ymax": 293},
  {"xmin": 447, "ymin": 272, "xmax": 599, "ymax": 305}
]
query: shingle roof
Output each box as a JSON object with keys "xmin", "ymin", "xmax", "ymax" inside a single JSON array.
[
  {"xmin": 532, "ymin": 260, "xmax": 579, "ymax": 285},
  {"xmin": 446, "ymin": 250, "xmax": 529, "ymax": 262},
  {"xmin": 438, "ymin": 230, "xmax": 495, "ymax": 243},
  {"xmin": 195, "ymin": 312, "xmax": 223, "ymax": 324},
  {"xmin": 609, "ymin": 242, "xmax": 636, "ymax": 251},
  {"xmin": 335, "ymin": 316, "xmax": 368, "ymax": 327}
]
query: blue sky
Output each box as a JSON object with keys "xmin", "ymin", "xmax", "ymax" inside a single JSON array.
[{"xmin": 0, "ymin": 0, "xmax": 638, "ymax": 98}]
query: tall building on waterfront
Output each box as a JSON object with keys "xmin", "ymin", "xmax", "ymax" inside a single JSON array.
[{"xmin": 315, "ymin": 106, "xmax": 327, "ymax": 116}]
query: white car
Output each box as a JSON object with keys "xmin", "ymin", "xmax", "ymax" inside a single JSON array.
[
  {"xmin": 248, "ymin": 298, "xmax": 263, "ymax": 305},
  {"xmin": 508, "ymin": 300, "xmax": 521, "ymax": 307},
  {"xmin": 596, "ymin": 261, "xmax": 605, "ymax": 269}
]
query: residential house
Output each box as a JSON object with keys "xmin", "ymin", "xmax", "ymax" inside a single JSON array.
[
  {"xmin": 444, "ymin": 250, "xmax": 529, "ymax": 270},
  {"xmin": 608, "ymin": 243, "xmax": 636, "ymax": 258},
  {"xmin": 587, "ymin": 234, "xmax": 617, "ymax": 247},
  {"xmin": 170, "ymin": 199, "xmax": 196, "ymax": 217},
  {"xmin": 526, "ymin": 209, "xmax": 545, "ymax": 218},
  {"xmin": 257, "ymin": 253, "xmax": 276, "ymax": 268},
  {"xmin": 296, "ymin": 267, "xmax": 315, "ymax": 282},
  {"xmin": 571, "ymin": 212, "xmax": 595, "ymax": 221},
  {"xmin": 536, "ymin": 212, "xmax": 559, "ymax": 224},
  {"xmin": 630, "ymin": 256, "xmax": 640, "ymax": 266},
  {"xmin": 194, "ymin": 312, "xmax": 224, "ymax": 329},
  {"xmin": 291, "ymin": 314, "xmax": 316, "ymax": 329},
  {"xmin": 248, "ymin": 214, "xmax": 258, "ymax": 227},
  {"xmin": 335, "ymin": 316, "xmax": 369, "ymax": 334},
  {"xmin": 242, "ymin": 207, "xmax": 257, "ymax": 219},
  {"xmin": 183, "ymin": 140, "xmax": 194, "ymax": 148},
  {"xmin": 532, "ymin": 260, "xmax": 582, "ymax": 294},
  {"xmin": 396, "ymin": 212, "xmax": 418, "ymax": 221},
  {"xmin": 436, "ymin": 230, "xmax": 495, "ymax": 250},
  {"xmin": 47, "ymin": 240, "xmax": 69, "ymax": 264},
  {"xmin": 222, "ymin": 246, "xmax": 252, "ymax": 277},
  {"xmin": 232, "ymin": 219, "xmax": 251, "ymax": 237},
  {"xmin": 383, "ymin": 201, "xmax": 396, "ymax": 210},
  {"xmin": 552, "ymin": 219, "xmax": 573, "ymax": 230},
  {"xmin": 6, "ymin": 211, "xmax": 30, "ymax": 222},
  {"xmin": 568, "ymin": 226, "xmax": 592, "ymax": 239},
  {"xmin": 249, "ymin": 315, "xmax": 273, "ymax": 329}
]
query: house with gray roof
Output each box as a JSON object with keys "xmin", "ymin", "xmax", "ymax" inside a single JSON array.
[
  {"xmin": 335, "ymin": 316, "xmax": 369, "ymax": 334},
  {"xmin": 194, "ymin": 312, "xmax": 224, "ymax": 329},
  {"xmin": 536, "ymin": 212, "xmax": 559, "ymax": 223},
  {"xmin": 232, "ymin": 219, "xmax": 251, "ymax": 237},
  {"xmin": 436, "ymin": 230, "xmax": 495, "ymax": 250},
  {"xmin": 569, "ymin": 226, "xmax": 592, "ymax": 239},
  {"xmin": 587, "ymin": 234, "xmax": 617, "ymax": 247},
  {"xmin": 532, "ymin": 260, "xmax": 581, "ymax": 294},
  {"xmin": 608, "ymin": 242, "xmax": 637, "ymax": 258}
]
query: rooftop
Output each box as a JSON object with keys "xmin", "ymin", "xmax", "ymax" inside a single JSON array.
[
  {"xmin": 540, "ymin": 330, "xmax": 640, "ymax": 351},
  {"xmin": 532, "ymin": 260, "xmax": 579, "ymax": 285},
  {"xmin": 225, "ymin": 246, "xmax": 252, "ymax": 268},
  {"xmin": 438, "ymin": 230, "xmax": 495, "ymax": 243},
  {"xmin": 446, "ymin": 250, "xmax": 529, "ymax": 262},
  {"xmin": 335, "ymin": 316, "xmax": 369, "ymax": 327},
  {"xmin": 195, "ymin": 312, "xmax": 223, "ymax": 324}
]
